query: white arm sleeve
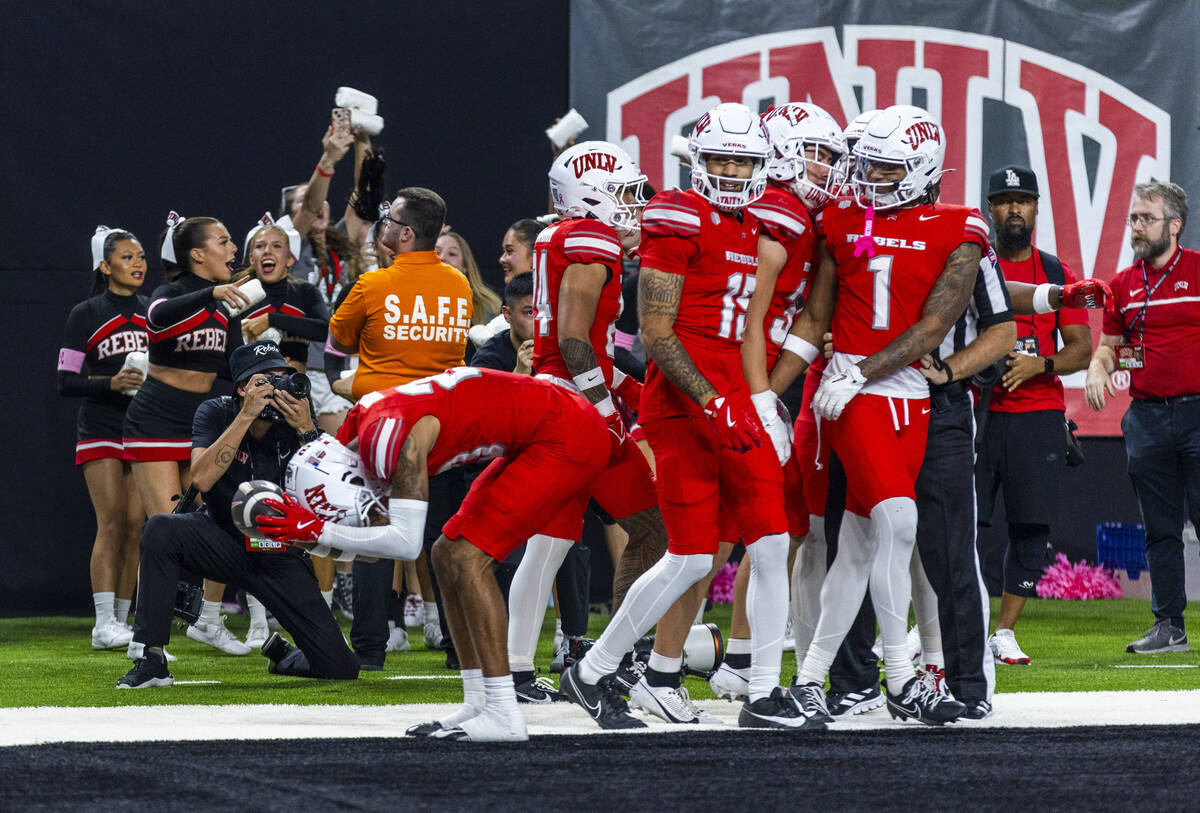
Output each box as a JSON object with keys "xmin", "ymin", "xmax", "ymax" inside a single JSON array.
[{"xmin": 315, "ymin": 499, "xmax": 428, "ymax": 561}]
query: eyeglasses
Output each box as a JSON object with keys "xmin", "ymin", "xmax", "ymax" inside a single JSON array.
[
  {"xmin": 380, "ymin": 214, "xmax": 411, "ymax": 230},
  {"xmin": 1126, "ymin": 214, "xmax": 1169, "ymax": 227}
]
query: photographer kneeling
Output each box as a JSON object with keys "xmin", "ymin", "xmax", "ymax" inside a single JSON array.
[{"xmin": 118, "ymin": 341, "xmax": 359, "ymax": 688}]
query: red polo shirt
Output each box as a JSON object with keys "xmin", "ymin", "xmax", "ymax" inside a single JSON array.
[
  {"xmin": 1102, "ymin": 246, "xmax": 1200, "ymax": 400},
  {"xmin": 990, "ymin": 250, "xmax": 1089, "ymax": 413}
]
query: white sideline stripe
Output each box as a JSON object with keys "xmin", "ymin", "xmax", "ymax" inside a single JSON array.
[
  {"xmin": 385, "ymin": 675, "xmax": 462, "ymax": 680},
  {"xmin": 2, "ymin": 690, "xmax": 1200, "ymax": 746},
  {"xmin": 173, "ymin": 680, "xmax": 223, "ymax": 685},
  {"xmin": 1113, "ymin": 664, "xmax": 1197, "ymax": 669}
]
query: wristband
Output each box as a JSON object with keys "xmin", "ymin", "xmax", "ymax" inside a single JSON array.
[
  {"xmin": 572, "ymin": 366, "xmax": 605, "ymax": 391},
  {"xmin": 782, "ymin": 334, "xmax": 820, "ymax": 364},
  {"xmin": 593, "ymin": 394, "xmax": 616, "ymax": 417},
  {"xmin": 610, "ymin": 368, "xmax": 627, "ymax": 388},
  {"xmin": 315, "ymin": 163, "xmax": 334, "ymax": 178},
  {"xmin": 1032, "ymin": 283, "xmax": 1055, "ymax": 314},
  {"xmin": 1044, "ymin": 356, "xmax": 1055, "ymax": 375}
]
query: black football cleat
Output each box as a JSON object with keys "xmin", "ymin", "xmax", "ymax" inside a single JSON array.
[
  {"xmin": 561, "ymin": 663, "xmax": 646, "ymax": 730},
  {"xmin": 739, "ymin": 686, "xmax": 826, "ymax": 730},
  {"xmin": 117, "ymin": 649, "xmax": 173, "ymax": 689},
  {"xmin": 886, "ymin": 676, "xmax": 966, "ymax": 725}
]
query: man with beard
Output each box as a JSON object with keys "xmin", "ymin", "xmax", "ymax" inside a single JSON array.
[
  {"xmin": 1086, "ymin": 180, "xmax": 1200, "ymax": 655},
  {"xmin": 976, "ymin": 166, "xmax": 1093, "ymax": 666}
]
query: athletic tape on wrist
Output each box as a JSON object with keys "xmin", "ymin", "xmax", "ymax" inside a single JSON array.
[
  {"xmin": 1032, "ymin": 283, "xmax": 1055, "ymax": 314},
  {"xmin": 782, "ymin": 334, "xmax": 819, "ymax": 364},
  {"xmin": 572, "ymin": 366, "xmax": 605, "ymax": 391}
]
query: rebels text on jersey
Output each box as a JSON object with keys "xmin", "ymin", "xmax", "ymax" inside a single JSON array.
[
  {"xmin": 338, "ymin": 367, "xmax": 593, "ymax": 480},
  {"xmin": 818, "ymin": 200, "xmax": 990, "ymax": 397},
  {"xmin": 638, "ymin": 188, "xmax": 761, "ymax": 417},
  {"xmin": 748, "ymin": 184, "xmax": 816, "ymax": 366},
  {"xmin": 531, "ymin": 218, "xmax": 624, "ymax": 385}
]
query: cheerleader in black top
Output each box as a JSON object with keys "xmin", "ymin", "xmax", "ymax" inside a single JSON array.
[{"xmin": 58, "ymin": 227, "xmax": 149, "ymax": 649}]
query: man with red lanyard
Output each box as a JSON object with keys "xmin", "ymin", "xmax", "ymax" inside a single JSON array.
[
  {"xmin": 977, "ymin": 165, "xmax": 1093, "ymax": 665},
  {"xmin": 1086, "ymin": 180, "xmax": 1200, "ymax": 654}
]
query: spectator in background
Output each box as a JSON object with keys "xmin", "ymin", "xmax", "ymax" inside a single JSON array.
[
  {"xmin": 329, "ymin": 186, "xmax": 473, "ymax": 670},
  {"xmin": 498, "ymin": 219, "xmax": 541, "ymax": 283},
  {"xmin": 59, "ymin": 227, "xmax": 149, "ymax": 650},
  {"xmin": 1086, "ymin": 180, "xmax": 1200, "ymax": 655},
  {"xmin": 470, "ymin": 272, "xmax": 534, "ymax": 373},
  {"xmin": 438, "ymin": 231, "xmax": 502, "ymax": 326}
]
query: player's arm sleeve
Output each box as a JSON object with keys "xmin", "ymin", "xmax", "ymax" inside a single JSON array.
[
  {"xmin": 57, "ymin": 304, "xmax": 110, "ymax": 397},
  {"xmin": 1056, "ymin": 263, "xmax": 1090, "ymax": 327}
]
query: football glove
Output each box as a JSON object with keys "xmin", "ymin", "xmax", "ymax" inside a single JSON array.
[
  {"xmin": 751, "ymin": 390, "xmax": 792, "ymax": 465},
  {"xmin": 257, "ymin": 493, "xmax": 324, "ymax": 542},
  {"xmin": 1061, "ymin": 278, "xmax": 1113, "ymax": 309},
  {"xmin": 812, "ymin": 364, "xmax": 867, "ymax": 420},
  {"xmin": 703, "ymin": 395, "xmax": 764, "ymax": 452}
]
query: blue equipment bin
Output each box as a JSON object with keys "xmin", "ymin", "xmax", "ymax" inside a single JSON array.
[{"xmin": 1096, "ymin": 522, "xmax": 1147, "ymax": 579}]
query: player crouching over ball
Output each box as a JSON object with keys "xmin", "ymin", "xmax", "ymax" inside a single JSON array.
[{"xmin": 256, "ymin": 367, "xmax": 613, "ymax": 742}]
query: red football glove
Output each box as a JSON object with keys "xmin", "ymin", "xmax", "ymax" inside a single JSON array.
[
  {"xmin": 613, "ymin": 375, "xmax": 642, "ymax": 412},
  {"xmin": 1061, "ymin": 279, "xmax": 1113, "ymax": 309},
  {"xmin": 703, "ymin": 396, "xmax": 764, "ymax": 452},
  {"xmin": 257, "ymin": 494, "xmax": 325, "ymax": 542},
  {"xmin": 604, "ymin": 411, "xmax": 627, "ymax": 455}
]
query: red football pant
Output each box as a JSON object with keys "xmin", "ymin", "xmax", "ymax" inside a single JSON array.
[{"xmin": 822, "ymin": 393, "xmax": 929, "ymax": 516}]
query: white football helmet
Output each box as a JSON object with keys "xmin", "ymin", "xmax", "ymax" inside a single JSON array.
[
  {"xmin": 285, "ymin": 434, "xmax": 389, "ymax": 526},
  {"xmin": 850, "ymin": 105, "xmax": 945, "ymax": 210},
  {"xmin": 549, "ymin": 141, "xmax": 647, "ymax": 238},
  {"xmin": 688, "ymin": 102, "xmax": 771, "ymax": 211},
  {"xmin": 761, "ymin": 103, "xmax": 847, "ymax": 210},
  {"xmin": 842, "ymin": 109, "xmax": 880, "ymax": 155}
]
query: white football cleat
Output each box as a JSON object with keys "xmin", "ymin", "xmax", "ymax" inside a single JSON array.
[
  {"xmin": 431, "ymin": 706, "xmax": 528, "ymax": 742},
  {"xmin": 989, "ymin": 629, "xmax": 1030, "ymax": 665},
  {"xmin": 186, "ymin": 617, "xmax": 252, "ymax": 655},
  {"xmin": 386, "ymin": 623, "xmax": 411, "ymax": 653},
  {"xmin": 709, "ymin": 662, "xmax": 750, "ymax": 702},
  {"xmin": 92, "ymin": 619, "xmax": 133, "ymax": 650},
  {"xmin": 403, "ymin": 594, "xmax": 424, "ymax": 628},
  {"xmin": 630, "ymin": 678, "xmax": 720, "ymax": 724},
  {"xmin": 244, "ymin": 622, "xmax": 270, "ymax": 649},
  {"xmin": 424, "ymin": 621, "xmax": 445, "ymax": 650}
]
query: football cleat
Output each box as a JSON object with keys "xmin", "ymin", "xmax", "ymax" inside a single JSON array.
[
  {"xmin": 186, "ymin": 617, "xmax": 251, "ymax": 655},
  {"xmin": 739, "ymin": 687, "xmax": 826, "ymax": 730},
  {"xmin": 561, "ymin": 663, "xmax": 646, "ymax": 730},
  {"xmin": 386, "ymin": 623, "xmax": 410, "ymax": 653},
  {"xmin": 430, "ymin": 706, "xmax": 528, "ymax": 743},
  {"xmin": 629, "ymin": 678, "xmax": 720, "ymax": 725},
  {"xmin": 960, "ymin": 698, "xmax": 993, "ymax": 721},
  {"xmin": 513, "ymin": 671, "xmax": 568, "ymax": 704},
  {"xmin": 790, "ymin": 681, "xmax": 835, "ymax": 724},
  {"xmin": 424, "ymin": 621, "xmax": 445, "ymax": 651},
  {"xmin": 826, "ymin": 685, "xmax": 885, "ymax": 717},
  {"xmin": 407, "ymin": 700, "xmax": 485, "ymax": 737},
  {"xmin": 244, "ymin": 621, "xmax": 270, "ymax": 650},
  {"xmin": 610, "ymin": 653, "xmax": 646, "ymax": 696},
  {"xmin": 92, "ymin": 619, "xmax": 133, "ymax": 650},
  {"xmin": 919, "ymin": 663, "xmax": 947, "ymax": 696},
  {"xmin": 886, "ymin": 676, "xmax": 966, "ymax": 725},
  {"xmin": 402, "ymin": 593, "xmax": 422, "ymax": 628},
  {"xmin": 709, "ymin": 662, "xmax": 750, "ymax": 702},
  {"xmin": 117, "ymin": 649, "xmax": 173, "ymax": 689},
  {"xmin": 989, "ymin": 629, "xmax": 1031, "ymax": 664}
]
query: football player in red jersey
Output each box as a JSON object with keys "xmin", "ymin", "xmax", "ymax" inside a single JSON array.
[
  {"xmin": 705, "ymin": 102, "xmax": 843, "ymax": 700},
  {"xmin": 254, "ymin": 367, "xmax": 612, "ymax": 742},
  {"xmin": 561, "ymin": 103, "xmax": 820, "ymax": 731},
  {"xmin": 774, "ymin": 105, "xmax": 984, "ymax": 725},
  {"xmin": 503, "ymin": 141, "xmax": 668, "ymax": 700}
]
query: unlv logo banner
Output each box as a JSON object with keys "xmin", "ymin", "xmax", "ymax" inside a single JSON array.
[{"xmin": 569, "ymin": 3, "xmax": 1198, "ymax": 436}]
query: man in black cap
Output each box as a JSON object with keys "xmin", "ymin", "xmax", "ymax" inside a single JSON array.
[
  {"xmin": 976, "ymin": 165, "xmax": 1095, "ymax": 666},
  {"xmin": 117, "ymin": 341, "xmax": 359, "ymax": 688}
]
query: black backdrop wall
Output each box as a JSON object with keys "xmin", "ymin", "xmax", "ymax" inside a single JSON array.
[
  {"xmin": 1, "ymin": 2, "xmax": 568, "ymax": 615},
  {"xmin": 0, "ymin": 3, "xmax": 1142, "ymax": 615}
]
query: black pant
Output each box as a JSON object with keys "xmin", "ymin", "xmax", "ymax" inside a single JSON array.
[
  {"xmin": 351, "ymin": 469, "xmax": 466, "ymax": 659},
  {"xmin": 556, "ymin": 542, "xmax": 591, "ymax": 638},
  {"xmin": 133, "ymin": 512, "xmax": 358, "ymax": 679}
]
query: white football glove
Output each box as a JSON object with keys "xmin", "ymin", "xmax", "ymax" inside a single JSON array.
[
  {"xmin": 751, "ymin": 390, "xmax": 792, "ymax": 465},
  {"xmin": 812, "ymin": 364, "xmax": 867, "ymax": 420}
]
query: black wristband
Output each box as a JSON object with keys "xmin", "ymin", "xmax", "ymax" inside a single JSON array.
[
  {"xmin": 299, "ymin": 428, "xmax": 321, "ymax": 445},
  {"xmin": 1044, "ymin": 357, "xmax": 1055, "ymax": 375}
]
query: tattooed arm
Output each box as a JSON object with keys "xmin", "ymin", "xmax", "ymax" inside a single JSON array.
[
  {"xmin": 639, "ymin": 267, "xmax": 718, "ymax": 407},
  {"xmin": 856, "ymin": 242, "xmax": 982, "ymax": 381},
  {"xmin": 557, "ymin": 261, "xmax": 612, "ymax": 405}
]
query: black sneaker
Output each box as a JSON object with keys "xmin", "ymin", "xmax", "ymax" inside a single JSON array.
[
  {"xmin": 960, "ymin": 698, "xmax": 993, "ymax": 720},
  {"xmin": 1126, "ymin": 620, "xmax": 1190, "ymax": 654},
  {"xmin": 513, "ymin": 670, "xmax": 568, "ymax": 703},
  {"xmin": 357, "ymin": 650, "xmax": 385, "ymax": 672},
  {"xmin": 560, "ymin": 663, "xmax": 646, "ymax": 729},
  {"xmin": 261, "ymin": 632, "xmax": 291, "ymax": 674},
  {"xmin": 826, "ymin": 685, "xmax": 886, "ymax": 717},
  {"xmin": 550, "ymin": 636, "xmax": 594, "ymax": 674},
  {"xmin": 789, "ymin": 681, "xmax": 835, "ymax": 724},
  {"xmin": 117, "ymin": 649, "xmax": 173, "ymax": 689},
  {"xmin": 739, "ymin": 687, "xmax": 826, "ymax": 730},
  {"xmin": 886, "ymin": 676, "xmax": 966, "ymax": 725},
  {"xmin": 406, "ymin": 721, "xmax": 443, "ymax": 736}
]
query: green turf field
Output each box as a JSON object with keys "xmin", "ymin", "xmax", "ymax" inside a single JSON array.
[{"xmin": 1, "ymin": 597, "xmax": 1197, "ymax": 708}]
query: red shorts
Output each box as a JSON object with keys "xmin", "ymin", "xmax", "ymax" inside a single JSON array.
[
  {"xmin": 538, "ymin": 432, "xmax": 659, "ymax": 540},
  {"xmin": 644, "ymin": 414, "xmax": 787, "ymax": 555},
  {"xmin": 793, "ymin": 411, "xmax": 828, "ymax": 521},
  {"xmin": 823, "ymin": 393, "xmax": 929, "ymax": 516},
  {"xmin": 443, "ymin": 407, "xmax": 610, "ymax": 560},
  {"xmin": 782, "ymin": 452, "xmax": 809, "ymax": 538}
]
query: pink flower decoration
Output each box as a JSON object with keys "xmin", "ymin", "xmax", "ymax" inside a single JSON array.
[
  {"xmin": 1035, "ymin": 552, "xmax": 1123, "ymax": 600},
  {"xmin": 708, "ymin": 561, "xmax": 738, "ymax": 604}
]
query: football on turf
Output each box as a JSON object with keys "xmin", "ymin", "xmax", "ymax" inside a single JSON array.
[{"xmin": 230, "ymin": 479, "xmax": 287, "ymax": 537}]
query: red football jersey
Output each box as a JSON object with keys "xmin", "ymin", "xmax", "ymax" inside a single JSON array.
[
  {"xmin": 990, "ymin": 251, "xmax": 1088, "ymax": 413},
  {"xmin": 818, "ymin": 199, "xmax": 990, "ymax": 397},
  {"xmin": 638, "ymin": 188, "xmax": 761, "ymax": 418},
  {"xmin": 337, "ymin": 367, "xmax": 590, "ymax": 480},
  {"xmin": 531, "ymin": 218, "xmax": 625, "ymax": 385},
  {"xmin": 748, "ymin": 184, "xmax": 815, "ymax": 367}
]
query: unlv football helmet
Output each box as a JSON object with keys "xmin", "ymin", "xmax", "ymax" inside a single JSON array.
[
  {"xmin": 850, "ymin": 105, "xmax": 945, "ymax": 210},
  {"xmin": 549, "ymin": 141, "xmax": 648, "ymax": 238},
  {"xmin": 842, "ymin": 109, "xmax": 880, "ymax": 156},
  {"xmin": 761, "ymin": 102, "xmax": 847, "ymax": 210},
  {"xmin": 688, "ymin": 102, "xmax": 771, "ymax": 211},
  {"xmin": 285, "ymin": 434, "xmax": 389, "ymax": 527}
]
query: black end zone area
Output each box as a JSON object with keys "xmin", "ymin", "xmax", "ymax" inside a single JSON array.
[{"xmin": 4, "ymin": 726, "xmax": 1195, "ymax": 810}]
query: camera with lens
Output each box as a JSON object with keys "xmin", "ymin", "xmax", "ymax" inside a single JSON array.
[{"xmin": 256, "ymin": 371, "xmax": 311, "ymax": 423}]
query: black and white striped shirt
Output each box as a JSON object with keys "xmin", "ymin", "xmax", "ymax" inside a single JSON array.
[{"xmin": 935, "ymin": 255, "xmax": 1013, "ymax": 359}]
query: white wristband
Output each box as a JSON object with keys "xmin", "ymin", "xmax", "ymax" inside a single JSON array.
[
  {"xmin": 1032, "ymin": 283, "xmax": 1056, "ymax": 314},
  {"xmin": 782, "ymin": 334, "xmax": 819, "ymax": 364},
  {"xmin": 572, "ymin": 366, "xmax": 605, "ymax": 391},
  {"xmin": 594, "ymin": 394, "xmax": 616, "ymax": 417},
  {"xmin": 610, "ymin": 368, "xmax": 627, "ymax": 389}
]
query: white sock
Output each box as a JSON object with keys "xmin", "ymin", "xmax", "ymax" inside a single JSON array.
[
  {"xmin": 424, "ymin": 602, "xmax": 439, "ymax": 626},
  {"xmin": 245, "ymin": 594, "xmax": 268, "ymax": 627},
  {"xmin": 114, "ymin": 597, "xmax": 132, "ymax": 625},
  {"xmin": 93, "ymin": 592, "xmax": 115, "ymax": 625},
  {"xmin": 440, "ymin": 668, "xmax": 485, "ymax": 727},
  {"xmin": 864, "ymin": 497, "xmax": 919, "ymax": 695},
  {"xmin": 746, "ymin": 532, "xmax": 789, "ymax": 702},
  {"xmin": 198, "ymin": 599, "xmax": 221, "ymax": 626},
  {"xmin": 507, "ymin": 535, "xmax": 571, "ymax": 674},
  {"xmin": 792, "ymin": 517, "xmax": 827, "ymax": 668},
  {"xmin": 579, "ymin": 552, "xmax": 713, "ymax": 684},
  {"xmin": 483, "ymin": 674, "xmax": 519, "ymax": 714},
  {"xmin": 321, "ymin": 589, "xmax": 333, "ymax": 608},
  {"xmin": 726, "ymin": 637, "xmax": 752, "ymax": 658},
  {"xmin": 647, "ymin": 650, "xmax": 682, "ymax": 675}
]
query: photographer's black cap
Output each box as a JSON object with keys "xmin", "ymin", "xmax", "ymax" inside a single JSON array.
[
  {"xmin": 231, "ymin": 340, "xmax": 290, "ymax": 384},
  {"xmin": 988, "ymin": 165, "xmax": 1039, "ymax": 199}
]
